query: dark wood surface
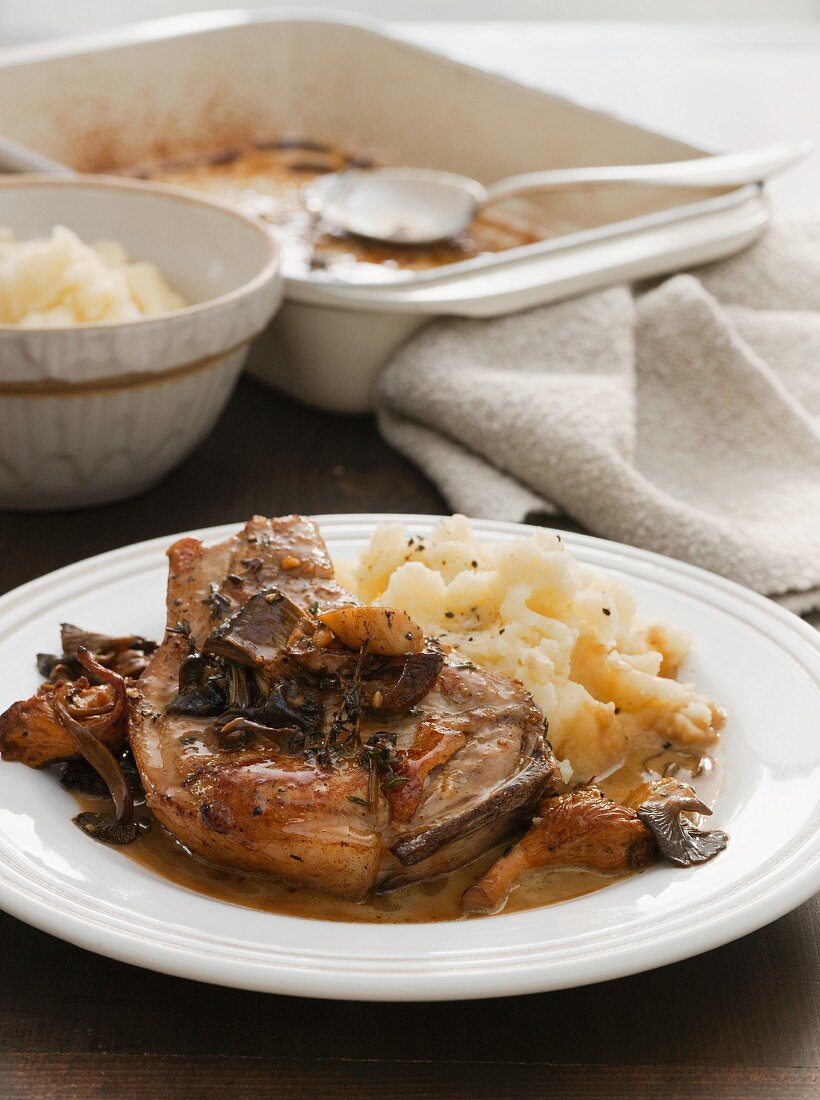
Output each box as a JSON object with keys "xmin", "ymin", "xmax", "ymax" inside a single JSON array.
[{"xmin": 0, "ymin": 378, "xmax": 817, "ymax": 1100}]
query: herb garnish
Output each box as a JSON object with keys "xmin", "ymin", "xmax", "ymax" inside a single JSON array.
[
  {"xmin": 202, "ymin": 583, "xmax": 231, "ymax": 620},
  {"xmin": 358, "ymin": 732, "xmax": 408, "ymax": 810}
]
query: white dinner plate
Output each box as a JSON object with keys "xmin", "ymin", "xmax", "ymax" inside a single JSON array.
[{"xmin": 0, "ymin": 515, "xmax": 817, "ymax": 1001}]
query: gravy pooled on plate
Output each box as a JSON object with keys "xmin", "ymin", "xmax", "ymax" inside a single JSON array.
[{"xmin": 70, "ymin": 738, "xmax": 718, "ymax": 923}]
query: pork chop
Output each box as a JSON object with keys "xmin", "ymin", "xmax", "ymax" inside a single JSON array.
[{"xmin": 129, "ymin": 515, "xmax": 561, "ymax": 899}]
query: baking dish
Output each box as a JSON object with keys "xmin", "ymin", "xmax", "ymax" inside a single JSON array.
[{"xmin": 0, "ymin": 10, "xmax": 769, "ymax": 412}]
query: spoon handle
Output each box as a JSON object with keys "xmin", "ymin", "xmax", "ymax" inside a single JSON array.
[
  {"xmin": 483, "ymin": 140, "xmax": 812, "ymax": 206},
  {"xmin": 0, "ymin": 135, "xmax": 74, "ymax": 177}
]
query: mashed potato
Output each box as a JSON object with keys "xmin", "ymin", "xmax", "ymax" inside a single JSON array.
[
  {"xmin": 343, "ymin": 516, "xmax": 724, "ymax": 780},
  {"xmin": 0, "ymin": 225, "xmax": 185, "ymax": 326}
]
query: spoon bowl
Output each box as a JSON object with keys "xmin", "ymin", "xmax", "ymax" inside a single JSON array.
[{"xmin": 305, "ymin": 167, "xmax": 486, "ymax": 245}]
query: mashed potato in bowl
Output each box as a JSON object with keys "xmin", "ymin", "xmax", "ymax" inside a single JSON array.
[
  {"xmin": 0, "ymin": 225, "xmax": 185, "ymax": 326},
  {"xmin": 343, "ymin": 516, "xmax": 724, "ymax": 781}
]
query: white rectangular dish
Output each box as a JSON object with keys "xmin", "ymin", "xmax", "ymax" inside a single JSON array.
[{"xmin": 0, "ymin": 11, "xmax": 769, "ymax": 412}]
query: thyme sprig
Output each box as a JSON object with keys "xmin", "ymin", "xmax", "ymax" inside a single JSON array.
[
  {"xmin": 202, "ymin": 583, "xmax": 231, "ymax": 620},
  {"xmin": 358, "ymin": 731, "xmax": 408, "ymax": 811}
]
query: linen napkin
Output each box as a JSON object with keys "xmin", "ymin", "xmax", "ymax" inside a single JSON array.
[{"xmin": 377, "ymin": 221, "xmax": 820, "ymax": 613}]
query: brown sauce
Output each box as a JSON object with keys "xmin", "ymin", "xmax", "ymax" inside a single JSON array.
[
  {"xmin": 68, "ymin": 741, "xmax": 717, "ymax": 923},
  {"xmin": 121, "ymin": 138, "xmax": 564, "ymax": 283}
]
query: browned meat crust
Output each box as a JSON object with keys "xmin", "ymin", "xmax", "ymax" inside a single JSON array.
[{"xmin": 386, "ymin": 722, "xmax": 468, "ymax": 824}]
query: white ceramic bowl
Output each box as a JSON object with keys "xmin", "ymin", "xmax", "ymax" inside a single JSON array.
[{"xmin": 0, "ymin": 175, "xmax": 282, "ymax": 510}]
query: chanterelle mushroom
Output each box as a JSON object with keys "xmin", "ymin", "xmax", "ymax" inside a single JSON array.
[
  {"xmin": 462, "ymin": 787, "xmax": 655, "ymax": 914},
  {"xmin": 53, "ymin": 648, "xmax": 147, "ymax": 845},
  {"xmin": 463, "ymin": 774, "xmax": 729, "ymax": 915}
]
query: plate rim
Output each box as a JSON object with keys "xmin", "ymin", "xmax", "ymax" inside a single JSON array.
[{"xmin": 0, "ymin": 513, "xmax": 817, "ymax": 1001}]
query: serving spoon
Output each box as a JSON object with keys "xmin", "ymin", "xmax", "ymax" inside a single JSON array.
[{"xmin": 303, "ymin": 140, "xmax": 812, "ymax": 246}]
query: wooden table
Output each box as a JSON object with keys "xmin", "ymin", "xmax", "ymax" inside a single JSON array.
[{"xmin": 0, "ymin": 377, "xmax": 817, "ymax": 1099}]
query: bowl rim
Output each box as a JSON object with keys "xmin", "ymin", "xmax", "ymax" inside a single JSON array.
[{"xmin": 0, "ymin": 173, "xmax": 281, "ymax": 333}]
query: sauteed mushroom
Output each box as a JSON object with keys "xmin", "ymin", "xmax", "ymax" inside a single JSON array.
[
  {"xmin": 462, "ymin": 787, "xmax": 656, "ymax": 914},
  {"xmin": 53, "ymin": 648, "xmax": 147, "ymax": 845},
  {"xmin": 632, "ymin": 777, "xmax": 728, "ymax": 866},
  {"xmin": 0, "ymin": 675, "xmax": 124, "ymax": 769},
  {"xmin": 204, "ymin": 588, "xmax": 308, "ymax": 669},
  {"xmin": 372, "ymin": 649, "xmax": 445, "ymax": 714},
  {"xmin": 37, "ymin": 623, "xmax": 156, "ymax": 681},
  {"xmin": 166, "ymin": 653, "xmax": 228, "ymax": 717}
]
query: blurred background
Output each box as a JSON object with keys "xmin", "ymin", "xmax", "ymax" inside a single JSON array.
[
  {"xmin": 3, "ymin": 1, "xmax": 820, "ymax": 44},
  {"xmin": 2, "ymin": 2, "xmax": 817, "ymax": 211}
]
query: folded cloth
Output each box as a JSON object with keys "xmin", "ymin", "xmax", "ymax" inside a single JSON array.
[{"xmin": 377, "ymin": 221, "xmax": 820, "ymax": 613}]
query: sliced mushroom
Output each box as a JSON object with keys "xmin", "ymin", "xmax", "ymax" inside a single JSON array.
[
  {"xmin": 53, "ymin": 649, "xmax": 148, "ymax": 845},
  {"xmin": 36, "ymin": 652, "xmax": 84, "ymax": 681},
  {"xmin": 251, "ymin": 681, "xmax": 323, "ymax": 733},
  {"xmin": 225, "ymin": 661, "xmax": 253, "ymax": 711},
  {"xmin": 215, "ymin": 716, "xmax": 301, "ymax": 750},
  {"xmin": 60, "ymin": 623, "xmax": 156, "ymax": 660},
  {"xmin": 166, "ymin": 653, "xmax": 228, "ymax": 717},
  {"xmin": 214, "ymin": 679, "xmax": 324, "ymax": 754},
  {"xmin": 633, "ymin": 777, "xmax": 728, "ymax": 867},
  {"xmin": 374, "ymin": 649, "xmax": 444, "ymax": 713},
  {"xmin": 286, "ymin": 629, "xmax": 360, "ymax": 679},
  {"xmin": 61, "ymin": 749, "xmax": 144, "ymax": 799},
  {"xmin": 36, "ymin": 624, "xmax": 157, "ymax": 681},
  {"xmin": 319, "ymin": 606, "xmax": 424, "ymax": 657},
  {"xmin": 287, "ymin": 631, "xmax": 443, "ymax": 713},
  {"xmin": 203, "ymin": 587, "xmax": 308, "ymax": 670}
]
